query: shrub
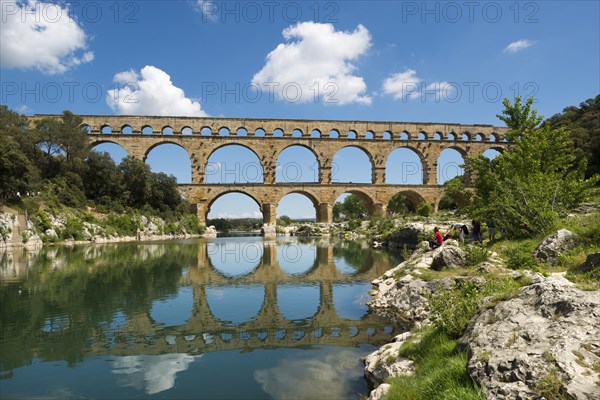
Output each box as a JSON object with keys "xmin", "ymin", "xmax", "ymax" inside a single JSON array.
[
  {"xmin": 61, "ymin": 218, "xmax": 84, "ymax": 240},
  {"xmin": 105, "ymin": 214, "xmax": 139, "ymax": 236},
  {"xmin": 36, "ymin": 211, "xmax": 52, "ymax": 232},
  {"xmin": 506, "ymin": 242, "xmax": 543, "ymax": 271},
  {"xmin": 429, "ymin": 281, "xmax": 481, "ymax": 338},
  {"xmin": 465, "ymin": 245, "xmax": 489, "ymax": 267},
  {"xmin": 417, "ymin": 202, "xmax": 432, "ymax": 217}
]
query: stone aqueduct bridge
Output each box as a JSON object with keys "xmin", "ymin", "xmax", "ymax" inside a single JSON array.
[{"xmin": 34, "ymin": 115, "xmax": 509, "ymax": 224}]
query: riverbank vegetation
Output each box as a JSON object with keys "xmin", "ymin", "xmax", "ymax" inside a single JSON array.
[{"xmin": 0, "ymin": 106, "xmax": 205, "ymax": 240}]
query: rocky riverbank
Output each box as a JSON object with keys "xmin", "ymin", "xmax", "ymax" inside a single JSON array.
[
  {"xmin": 363, "ymin": 228, "xmax": 600, "ymax": 400},
  {"xmin": 0, "ymin": 210, "xmax": 214, "ymax": 251}
]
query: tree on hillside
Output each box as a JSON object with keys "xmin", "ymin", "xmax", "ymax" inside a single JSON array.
[
  {"xmin": 465, "ymin": 97, "xmax": 598, "ymax": 237},
  {"xmin": 0, "ymin": 106, "xmax": 38, "ymax": 196},
  {"xmin": 545, "ymin": 94, "xmax": 600, "ymax": 179}
]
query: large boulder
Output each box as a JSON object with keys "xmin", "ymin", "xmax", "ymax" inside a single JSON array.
[
  {"xmin": 364, "ymin": 332, "xmax": 415, "ymax": 388},
  {"xmin": 386, "ymin": 223, "xmax": 426, "ymax": 249},
  {"xmin": 532, "ymin": 229, "xmax": 578, "ymax": 264},
  {"xmin": 431, "ymin": 244, "xmax": 467, "ymax": 270},
  {"xmin": 574, "ymin": 252, "xmax": 600, "ymax": 275},
  {"xmin": 459, "ymin": 275, "xmax": 600, "ymax": 400}
]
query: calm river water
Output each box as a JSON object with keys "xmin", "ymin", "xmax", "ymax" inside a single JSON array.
[{"xmin": 0, "ymin": 236, "xmax": 400, "ymax": 399}]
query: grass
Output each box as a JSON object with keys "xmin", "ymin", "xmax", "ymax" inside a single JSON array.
[{"xmin": 385, "ymin": 328, "xmax": 483, "ymax": 400}]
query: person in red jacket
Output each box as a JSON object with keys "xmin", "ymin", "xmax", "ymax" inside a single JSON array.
[{"xmin": 429, "ymin": 226, "xmax": 444, "ymax": 249}]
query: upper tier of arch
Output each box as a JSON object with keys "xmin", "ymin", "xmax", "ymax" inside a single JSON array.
[{"xmin": 31, "ymin": 114, "xmax": 509, "ymax": 142}]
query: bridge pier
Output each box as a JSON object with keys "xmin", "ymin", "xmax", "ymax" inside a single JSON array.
[
  {"xmin": 316, "ymin": 203, "xmax": 333, "ymax": 223},
  {"xmin": 371, "ymin": 203, "xmax": 387, "ymax": 218},
  {"xmin": 262, "ymin": 203, "xmax": 277, "ymax": 225}
]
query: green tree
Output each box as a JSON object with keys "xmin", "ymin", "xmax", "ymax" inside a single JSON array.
[
  {"xmin": 333, "ymin": 194, "xmax": 367, "ymax": 221},
  {"xmin": 465, "ymin": 97, "xmax": 598, "ymax": 237},
  {"xmin": 83, "ymin": 151, "xmax": 125, "ymax": 204},
  {"xmin": 545, "ymin": 94, "xmax": 600, "ymax": 179},
  {"xmin": 119, "ymin": 156, "xmax": 152, "ymax": 208},
  {"xmin": 439, "ymin": 176, "xmax": 471, "ymax": 210},
  {"xmin": 149, "ymin": 172, "xmax": 182, "ymax": 211},
  {"xmin": 0, "ymin": 106, "xmax": 39, "ymax": 196},
  {"xmin": 388, "ymin": 193, "xmax": 415, "ymax": 214}
]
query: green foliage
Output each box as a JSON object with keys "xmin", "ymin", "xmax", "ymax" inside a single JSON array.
[
  {"xmin": 465, "ymin": 97, "xmax": 598, "ymax": 237},
  {"xmin": 416, "ymin": 202, "xmax": 432, "ymax": 216},
  {"xmin": 429, "ymin": 277, "xmax": 527, "ymax": 338},
  {"xmin": 505, "ymin": 240, "xmax": 543, "ymax": 271},
  {"xmin": 534, "ymin": 368, "xmax": 570, "ymax": 400},
  {"xmin": 465, "ymin": 245, "xmax": 489, "ymax": 267},
  {"xmin": 388, "ymin": 193, "xmax": 415, "ymax": 215},
  {"xmin": 333, "ymin": 194, "xmax": 367, "ymax": 221},
  {"xmin": 387, "ymin": 328, "xmax": 483, "ymax": 400},
  {"xmin": 36, "ymin": 211, "xmax": 52, "ymax": 232},
  {"xmin": 348, "ymin": 218, "xmax": 361, "ymax": 230},
  {"xmin": 105, "ymin": 214, "xmax": 139, "ymax": 237},
  {"xmin": 545, "ymin": 94, "xmax": 600, "ymax": 179},
  {"xmin": 180, "ymin": 214, "xmax": 206, "ymax": 234},
  {"xmin": 440, "ymin": 177, "xmax": 472, "ymax": 210},
  {"xmin": 61, "ymin": 218, "xmax": 84, "ymax": 240},
  {"xmin": 277, "ymin": 215, "xmax": 292, "ymax": 226},
  {"xmin": 429, "ymin": 281, "xmax": 481, "ymax": 338}
]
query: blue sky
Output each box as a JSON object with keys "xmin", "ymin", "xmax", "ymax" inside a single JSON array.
[{"xmin": 1, "ymin": 0, "xmax": 599, "ymax": 219}]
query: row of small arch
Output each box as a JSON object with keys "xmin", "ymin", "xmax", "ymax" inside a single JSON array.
[{"xmin": 87, "ymin": 124, "xmax": 507, "ymax": 142}]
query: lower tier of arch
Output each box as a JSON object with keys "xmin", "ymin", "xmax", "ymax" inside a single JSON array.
[{"xmin": 177, "ymin": 183, "xmax": 444, "ymax": 225}]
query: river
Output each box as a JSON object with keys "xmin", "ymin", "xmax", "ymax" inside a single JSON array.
[{"xmin": 0, "ymin": 236, "xmax": 401, "ymax": 399}]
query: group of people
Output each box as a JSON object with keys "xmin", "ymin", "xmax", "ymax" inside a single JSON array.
[{"xmin": 428, "ymin": 219, "xmax": 496, "ymax": 249}]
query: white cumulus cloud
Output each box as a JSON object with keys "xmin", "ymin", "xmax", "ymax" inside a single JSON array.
[
  {"xmin": 107, "ymin": 66, "xmax": 208, "ymax": 116},
  {"xmin": 252, "ymin": 22, "xmax": 372, "ymax": 105},
  {"xmin": 503, "ymin": 39, "xmax": 535, "ymax": 53},
  {"xmin": 382, "ymin": 69, "xmax": 453, "ymax": 101},
  {"xmin": 0, "ymin": 0, "xmax": 93, "ymax": 74}
]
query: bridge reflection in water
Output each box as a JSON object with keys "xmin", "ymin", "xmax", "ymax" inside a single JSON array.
[
  {"xmin": 95, "ymin": 238, "xmax": 397, "ymax": 357},
  {"xmin": 0, "ymin": 238, "xmax": 399, "ymax": 366}
]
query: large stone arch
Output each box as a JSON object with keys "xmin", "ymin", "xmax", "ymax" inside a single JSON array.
[
  {"xmin": 144, "ymin": 140, "xmax": 190, "ymax": 161},
  {"xmin": 385, "ymin": 146, "xmax": 426, "ymax": 185},
  {"xmin": 276, "ymin": 144, "xmax": 320, "ymax": 183},
  {"xmin": 205, "ymin": 143, "xmax": 265, "ymax": 184},
  {"xmin": 331, "ymin": 145, "xmax": 375, "ymax": 184}
]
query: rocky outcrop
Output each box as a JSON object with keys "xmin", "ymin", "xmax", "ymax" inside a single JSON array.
[
  {"xmin": 532, "ymin": 229, "xmax": 578, "ymax": 264},
  {"xmin": 202, "ymin": 225, "xmax": 217, "ymax": 238},
  {"xmin": 386, "ymin": 222, "xmax": 427, "ymax": 249},
  {"xmin": 459, "ymin": 275, "xmax": 600, "ymax": 400},
  {"xmin": 431, "ymin": 244, "xmax": 467, "ymax": 270},
  {"xmin": 574, "ymin": 252, "xmax": 600, "ymax": 275},
  {"xmin": 364, "ymin": 332, "xmax": 415, "ymax": 388},
  {"xmin": 260, "ymin": 223, "xmax": 276, "ymax": 238}
]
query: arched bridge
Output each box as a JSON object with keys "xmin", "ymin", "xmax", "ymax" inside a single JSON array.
[{"xmin": 32, "ymin": 115, "xmax": 509, "ymax": 224}]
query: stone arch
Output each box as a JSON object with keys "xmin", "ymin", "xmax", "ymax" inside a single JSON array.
[
  {"xmin": 206, "ymin": 144, "xmax": 264, "ymax": 184},
  {"xmin": 399, "ymin": 131, "xmax": 410, "ymax": 140},
  {"xmin": 81, "ymin": 124, "xmax": 92, "ymax": 134},
  {"xmin": 332, "ymin": 190, "xmax": 375, "ymax": 217},
  {"xmin": 141, "ymin": 125, "xmax": 153, "ymax": 135},
  {"xmin": 162, "ymin": 126, "xmax": 174, "ymax": 135},
  {"xmin": 387, "ymin": 190, "xmax": 426, "ymax": 210},
  {"xmin": 120, "ymin": 124, "xmax": 133, "ymax": 134},
  {"xmin": 447, "ymin": 132, "xmax": 457, "ymax": 141},
  {"xmin": 276, "ymin": 191, "xmax": 319, "ymax": 219},
  {"xmin": 101, "ymin": 124, "xmax": 112, "ymax": 134},
  {"xmin": 277, "ymin": 144, "xmax": 320, "ymax": 183},
  {"xmin": 310, "ymin": 129, "xmax": 321, "ymax": 138},
  {"xmin": 291, "ymin": 128, "xmax": 303, "ymax": 137},
  {"xmin": 483, "ymin": 148, "xmax": 502, "ymax": 160},
  {"xmin": 382, "ymin": 131, "xmax": 392, "ymax": 140},
  {"xmin": 201, "ymin": 126, "xmax": 212, "ymax": 136},
  {"xmin": 89, "ymin": 140, "xmax": 129, "ymax": 163},
  {"xmin": 474, "ymin": 133, "xmax": 484, "ymax": 141},
  {"xmin": 346, "ymin": 130, "xmax": 357, "ymax": 139},
  {"xmin": 489, "ymin": 133, "xmax": 497, "ymax": 142},
  {"xmin": 328, "ymin": 129, "xmax": 339, "ymax": 138},
  {"xmin": 364, "ymin": 130, "xmax": 374, "ymax": 139},
  {"xmin": 254, "ymin": 128, "xmax": 266, "ymax": 137},
  {"xmin": 385, "ymin": 147, "xmax": 425, "ymax": 184},
  {"xmin": 273, "ymin": 128, "xmax": 284, "ymax": 137},
  {"xmin": 145, "ymin": 142, "xmax": 192, "ymax": 183},
  {"xmin": 433, "ymin": 132, "xmax": 442, "ymax": 140},
  {"xmin": 236, "ymin": 127, "xmax": 248, "ymax": 136},
  {"xmin": 461, "ymin": 132, "xmax": 471, "ymax": 141},
  {"xmin": 417, "ymin": 131, "xmax": 427, "ymax": 140},
  {"xmin": 332, "ymin": 145, "xmax": 374, "ymax": 183},
  {"xmin": 207, "ymin": 190, "xmax": 263, "ymax": 218},
  {"xmin": 218, "ymin": 127, "xmax": 230, "ymax": 136},
  {"xmin": 437, "ymin": 147, "xmax": 466, "ymax": 185}
]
